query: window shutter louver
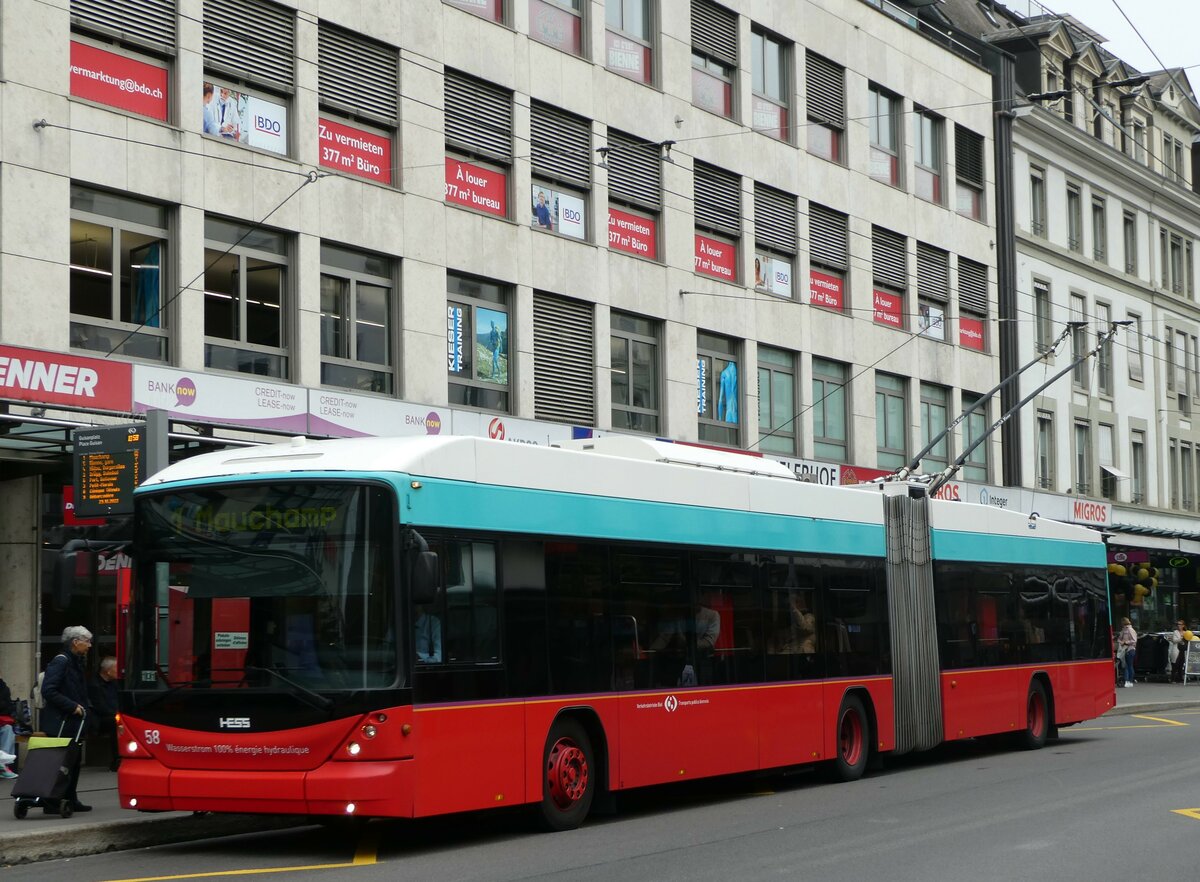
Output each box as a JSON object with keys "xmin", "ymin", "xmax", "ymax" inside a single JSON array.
[
  {"xmin": 958, "ymin": 257, "xmax": 988, "ymax": 315},
  {"xmin": 806, "ymin": 52, "xmax": 845, "ymax": 128},
  {"xmin": 754, "ymin": 184, "xmax": 796, "ymax": 254},
  {"xmin": 72, "ymin": 0, "xmax": 177, "ymax": 52},
  {"xmin": 608, "ymin": 130, "xmax": 660, "ymax": 211},
  {"xmin": 534, "ymin": 293, "xmax": 595, "ymax": 425},
  {"xmin": 692, "ymin": 0, "xmax": 737, "ymax": 67},
  {"xmin": 204, "ymin": 0, "xmax": 294, "ymax": 93},
  {"xmin": 872, "ymin": 227, "xmax": 907, "ymax": 291},
  {"xmin": 532, "ymin": 103, "xmax": 591, "ymax": 190},
  {"xmin": 955, "ymin": 126, "xmax": 984, "ymax": 186},
  {"xmin": 809, "ymin": 203, "xmax": 848, "ymax": 270},
  {"xmin": 445, "ymin": 71, "xmax": 512, "ymax": 162},
  {"xmin": 917, "ymin": 243, "xmax": 950, "ymax": 303},
  {"xmin": 318, "ymin": 25, "xmax": 398, "ymax": 124},
  {"xmin": 694, "ymin": 162, "xmax": 740, "ymax": 238}
]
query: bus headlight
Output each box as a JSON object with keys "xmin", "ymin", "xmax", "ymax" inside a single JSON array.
[{"xmin": 347, "ymin": 742, "xmax": 362, "ymax": 756}]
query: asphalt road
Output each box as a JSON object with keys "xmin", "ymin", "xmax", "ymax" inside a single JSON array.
[{"xmin": 6, "ymin": 709, "xmax": 1199, "ymax": 882}]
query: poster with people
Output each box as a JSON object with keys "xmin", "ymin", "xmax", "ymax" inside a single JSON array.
[
  {"xmin": 476, "ymin": 307, "xmax": 508, "ymax": 385},
  {"xmin": 202, "ymin": 82, "xmax": 288, "ymax": 156},
  {"xmin": 530, "ymin": 185, "xmax": 585, "ymax": 239}
]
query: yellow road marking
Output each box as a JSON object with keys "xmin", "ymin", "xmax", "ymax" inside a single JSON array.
[
  {"xmin": 1173, "ymin": 808, "xmax": 1200, "ymax": 820},
  {"xmin": 101, "ymin": 830, "xmax": 377, "ymax": 882},
  {"xmin": 1077, "ymin": 713, "xmax": 1190, "ymax": 730}
]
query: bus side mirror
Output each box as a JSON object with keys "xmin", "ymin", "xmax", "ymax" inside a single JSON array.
[{"xmin": 411, "ymin": 551, "xmax": 439, "ymax": 605}]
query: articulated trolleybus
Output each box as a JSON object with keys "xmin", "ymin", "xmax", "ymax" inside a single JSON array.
[{"xmin": 118, "ymin": 435, "xmax": 1112, "ymax": 829}]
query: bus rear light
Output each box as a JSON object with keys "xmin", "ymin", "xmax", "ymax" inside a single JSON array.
[
  {"xmin": 129, "ymin": 798, "xmax": 138, "ymax": 808},
  {"xmin": 347, "ymin": 742, "xmax": 362, "ymax": 756},
  {"xmin": 345, "ymin": 803, "xmax": 357, "ymax": 814}
]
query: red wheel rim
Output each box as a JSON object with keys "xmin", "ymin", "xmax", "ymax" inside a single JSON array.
[
  {"xmin": 1028, "ymin": 691, "xmax": 1047, "ymax": 738},
  {"xmin": 546, "ymin": 737, "xmax": 589, "ymax": 810},
  {"xmin": 839, "ymin": 708, "xmax": 864, "ymax": 767}
]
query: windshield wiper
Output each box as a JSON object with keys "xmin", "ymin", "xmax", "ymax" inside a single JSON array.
[{"xmin": 244, "ymin": 665, "xmax": 334, "ymax": 711}]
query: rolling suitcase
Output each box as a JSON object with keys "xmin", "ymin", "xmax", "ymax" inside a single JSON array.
[{"xmin": 11, "ymin": 714, "xmax": 85, "ymax": 819}]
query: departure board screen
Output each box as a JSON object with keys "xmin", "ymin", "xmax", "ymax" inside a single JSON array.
[{"xmin": 72, "ymin": 424, "xmax": 144, "ymax": 517}]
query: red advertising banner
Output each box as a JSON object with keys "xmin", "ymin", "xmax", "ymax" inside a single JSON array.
[
  {"xmin": 445, "ymin": 157, "xmax": 507, "ymax": 218},
  {"xmin": 0, "ymin": 345, "xmax": 132, "ymax": 411},
  {"xmin": 809, "ymin": 270, "xmax": 844, "ymax": 311},
  {"xmin": 840, "ymin": 465, "xmax": 892, "ymax": 485},
  {"xmin": 872, "ymin": 289, "xmax": 904, "ymax": 328},
  {"xmin": 63, "ymin": 486, "xmax": 106, "ymax": 527},
  {"xmin": 531, "ymin": 0, "xmax": 581, "ymax": 53},
  {"xmin": 608, "ymin": 208, "xmax": 657, "ymax": 259},
  {"xmin": 751, "ymin": 97, "xmax": 787, "ymax": 141},
  {"xmin": 606, "ymin": 31, "xmax": 652, "ymax": 83},
  {"xmin": 319, "ymin": 118, "xmax": 392, "ymax": 184},
  {"xmin": 959, "ymin": 317, "xmax": 985, "ymax": 351},
  {"xmin": 70, "ymin": 41, "xmax": 168, "ymax": 121},
  {"xmin": 694, "ymin": 234, "xmax": 737, "ymax": 282}
]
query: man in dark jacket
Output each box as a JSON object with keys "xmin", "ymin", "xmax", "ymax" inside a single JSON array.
[
  {"xmin": 88, "ymin": 656, "xmax": 120, "ymax": 771},
  {"xmin": 40, "ymin": 625, "xmax": 93, "ymax": 813}
]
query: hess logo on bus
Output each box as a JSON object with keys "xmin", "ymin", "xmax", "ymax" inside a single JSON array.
[{"xmin": 219, "ymin": 717, "xmax": 251, "ymax": 729}]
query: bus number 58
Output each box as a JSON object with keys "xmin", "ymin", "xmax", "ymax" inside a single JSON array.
[{"xmin": 144, "ymin": 729, "xmax": 161, "ymax": 745}]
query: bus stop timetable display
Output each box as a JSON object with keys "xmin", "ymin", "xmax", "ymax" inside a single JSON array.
[{"xmin": 72, "ymin": 424, "xmax": 144, "ymax": 517}]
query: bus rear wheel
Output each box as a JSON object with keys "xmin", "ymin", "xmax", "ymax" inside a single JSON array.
[
  {"xmin": 832, "ymin": 694, "xmax": 869, "ymax": 782},
  {"xmin": 539, "ymin": 718, "xmax": 595, "ymax": 831},
  {"xmin": 1016, "ymin": 680, "xmax": 1049, "ymax": 750}
]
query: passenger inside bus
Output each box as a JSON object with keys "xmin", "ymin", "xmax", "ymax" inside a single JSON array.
[{"xmin": 414, "ymin": 606, "xmax": 442, "ymax": 663}]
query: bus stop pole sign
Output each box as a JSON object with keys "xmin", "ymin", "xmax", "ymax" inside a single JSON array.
[{"xmin": 72, "ymin": 423, "xmax": 146, "ymax": 517}]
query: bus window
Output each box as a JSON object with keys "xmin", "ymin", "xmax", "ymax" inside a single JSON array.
[
  {"xmin": 612, "ymin": 552, "xmax": 688, "ymax": 689},
  {"xmin": 693, "ymin": 555, "xmax": 760, "ymax": 685},
  {"xmin": 544, "ymin": 541, "xmax": 609, "ymax": 695},
  {"xmin": 437, "ymin": 540, "xmax": 499, "ymax": 664},
  {"xmin": 822, "ymin": 558, "xmax": 888, "ymax": 677}
]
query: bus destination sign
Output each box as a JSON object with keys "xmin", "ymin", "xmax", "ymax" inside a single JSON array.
[{"xmin": 72, "ymin": 424, "xmax": 145, "ymax": 517}]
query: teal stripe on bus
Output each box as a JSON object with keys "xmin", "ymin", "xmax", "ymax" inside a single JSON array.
[
  {"xmin": 405, "ymin": 477, "xmax": 886, "ymax": 555},
  {"xmin": 931, "ymin": 528, "xmax": 1105, "ymax": 567}
]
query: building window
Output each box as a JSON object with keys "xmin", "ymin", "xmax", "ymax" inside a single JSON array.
[
  {"xmin": 1123, "ymin": 210, "xmax": 1137, "ymax": 274},
  {"xmin": 691, "ymin": 0, "xmax": 737, "ymax": 120},
  {"xmin": 445, "ymin": 0, "xmax": 504, "ymax": 22},
  {"xmin": 1170, "ymin": 440, "xmax": 1179, "ymax": 509},
  {"xmin": 806, "ymin": 52, "xmax": 844, "ymax": 163},
  {"xmin": 1189, "ymin": 241, "xmax": 1196, "ymax": 298},
  {"xmin": 808, "ymin": 203, "xmax": 848, "ymax": 311},
  {"xmin": 1132, "ymin": 122, "xmax": 1146, "ymax": 164},
  {"xmin": 872, "ymin": 227, "xmax": 907, "ymax": 330},
  {"xmin": 914, "ymin": 110, "xmax": 942, "ymax": 204},
  {"xmin": 697, "ymin": 331, "xmax": 740, "ymax": 446},
  {"xmin": 531, "ymin": 0, "xmax": 584, "ymax": 56},
  {"xmin": 1127, "ymin": 312, "xmax": 1144, "ymax": 381},
  {"xmin": 607, "ymin": 129, "xmax": 661, "ymax": 260},
  {"xmin": 69, "ymin": 186, "xmax": 169, "ymax": 361},
  {"xmin": 606, "ymin": 0, "xmax": 654, "ymax": 84},
  {"xmin": 957, "ymin": 257, "xmax": 988, "ymax": 352},
  {"xmin": 1099, "ymin": 423, "xmax": 1119, "ymax": 501},
  {"xmin": 202, "ymin": 0, "xmax": 293, "ymax": 155},
  {"xmin": 317, "ymin": 25, "xmax": 398, "ymax": 185},
  {"xmin": 954, "ymin": 125, "xmax": 984, "ymax": 220},
  {"xmin": 1184, "ymin": 443, "xmax": 1195, "ymax": 511},
  {"xmin": 757, "ymin": 346, "xmax": 795, "ymax": 455},
  {"xmin": 812, "ymin": 357, "xmax": 847, "ymax": 462},
  {"xmin": 203, "ymin": 216, "xmax": 288, "ymax": 378},
  {"xmin": 1091, "ymin": 197, "xmax": 1106, "ymax": 262},
  {"xmin": 447, "ymin": 272, "xmax": 511, "ymax": 412},
  {"xmin": 751, "ymin": 28, "xmax": 789, "ymax": 141},
  {"xmin": 875, "ymin": 373, "xmax": 907, "ymax": 470},
  {"xmin": 693, "ymin": 162, "xmax": 740, "ymax": 283},
  {"xmin": 1073, "ymin": 420, "xmax": 1091, "ymax": 495},
  {"xmin": 531, "ymin": 102, "xmax": 591, "ymax": 240},
  {"xmin": 1167, "ymin": 324, "xmax": 1178, "ymax": 395},
  {"xmin": 534, "ymin": 292, "xmax": 594, "ymax": 425},
  {"xmin": 445, "ymin": 70, "xmax": 512, "ymax": 219},
  {"xmin": 1033, "ymin": 279, "xmax": 1052, "ymax": 352},
  {"xmin": 1030, "ymin": 166, "xmax": 1047, "ymax": 237},
  {"xmin": 319, "ymin": 244, "xmax": 393, "ymax": 394},
  {"xmin": 916, "ymin": 243, "xmax": 949, "ymax": 341},
  {"xmin": 72, "ymin": 0, "xmax": 176, "ymax": 55},
  {"xmin": 611, "ymin": 311, "xmax": 660, "ymax": 434},
  {"xmin": 962, "ymin": 392, "xmax": 988, "ymax": 483},
  {"xmin": 754, "ymin": 183, "xmax": 795, "ymax": 298},
  {"xmin": 868, "ymin": 85, "xmax": 901, "ymax": 187},
  {"xmin": 1130, "ymin": 430, "xmax": 1146, "ymax": 504},
  {"xmin": 919, "ymin": 383, "xmax": 949, "ymax": 474},
  {"xmin": 1096, "ymin": 302, "xmax": 1112, "ymax": 396},
  {"xmin": 1066, "ymin": 184, "xmax": 1082, "ymax": 252},
  {"xmin": 1036, "ymin": 411, "xmax": 1055, "ymax": 490},
  {"xmin": 1177, "ymin": 329, "xmax": 1192, "ymax": 416},
  {"xmin": 1070, "ymin": 293, "xmax": 1088, "ymax": 390}
]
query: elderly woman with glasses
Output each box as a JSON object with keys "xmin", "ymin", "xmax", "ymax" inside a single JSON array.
[{"xmin": 38, "ymin": 625, "xmax": 94, "ymax": 813}]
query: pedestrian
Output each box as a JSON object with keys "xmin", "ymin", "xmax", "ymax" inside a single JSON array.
[
  {"xmin": 0, "ymin": 669, "xmax": 17, "ymax": 778},
  {"xmin": 88, "ymin": 656, "xmax": 120, "ymax": 771},
  {"xmin": 1169, "ymin": 619, "xmax": 1190, "ymax": 683},
  {"xmin": 1117, "ymin": 617, "xmax": 1138, "ymax": 687},
  {"xmin": 40, "ymin": 625, "xmax": 94, "ymax": 812}
]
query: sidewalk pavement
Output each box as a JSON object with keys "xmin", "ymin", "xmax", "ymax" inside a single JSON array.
[{"xmin": 3, "ymin": 680, "xmax": 1198, "ymax": 866}]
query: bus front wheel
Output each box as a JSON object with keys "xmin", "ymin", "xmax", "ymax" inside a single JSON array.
[
  {"xmin": 832, "ymin": 694, "xmax": 869, "ymax": 782},
  {"xmin": 539, "ymin": 718, "xmax": 595, "ymax": 832},
  {"xmin": 1016, "ymin": 680, "xmax": 1049, "ymax": 750}
]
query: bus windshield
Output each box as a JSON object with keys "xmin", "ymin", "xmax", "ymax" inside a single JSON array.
[{"xmin": 130, "ymin": 482, "xmax": 397, "ymax": 693}]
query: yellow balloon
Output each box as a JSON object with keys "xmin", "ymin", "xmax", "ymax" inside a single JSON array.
[
  {"xmin": 1185, "ymin": 630, "xmax": 1195, "ymax": 642},
  {"xmin": 1108, "ymin": 563, "xmax": 1127, "ymax": 576},
  {"xmin": 1134, "ymin": 584, "xmax": 1149, "ymax": 598}
]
